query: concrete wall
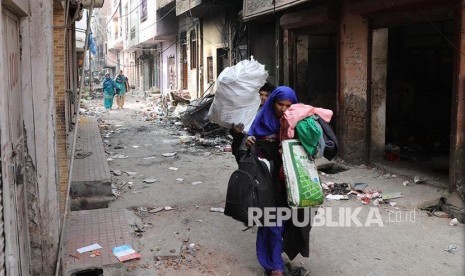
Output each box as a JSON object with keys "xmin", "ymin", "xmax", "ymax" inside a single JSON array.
[
  {"xmin": 370, "ymin": 28, "xmax": 388, "ymax": 160},
  {"xmin": 53, "ymin": 6, "xmax": 69, "ymax": 215},
  {"xmin": 452, "ymin": 3, "xmax": 465, "ymax": 198},
  {"xmin": 202, "ymin": 13, "xmax": 226, "ymax": 94},
  {"xmin": 20, "ymin": 0, "xmax": 61, "ymax": 274},
  {"xmin": 160, "ymin": 39, "xmax": 177, "ymax": 92},
  {"xmin": 339, "ymin": 7, "xmax": 369, "ymax": 162},
  {"xmin": 178, "ymin": 16, "xmax": 200, "ymax": 99},
  {"xmin": 139, "ymin": 0, "xmax": 157, "ymax": 43}
]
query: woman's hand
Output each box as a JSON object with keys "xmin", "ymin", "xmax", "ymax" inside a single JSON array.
[
  {"xmin": 246, "ymin": 136, "xmax": 256, "ymax": 147},
  {"xmin": 231, "ymin": 123, "xmax": 244, "ymax": 134}
]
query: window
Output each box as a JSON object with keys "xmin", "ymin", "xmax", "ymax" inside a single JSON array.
[
  {"xmin": 130, "ymin": 26, "xmax": 136, "ymax": 39},
  {"xmin": 140, "ymin": 0, "xmax": 147, "ymax": 22},
  {"xmin": 190, "ymin": 30, "xmax": 197, "ymax": 69},
  {"xmin": 207, "ymin": 57, "xmax": 213, "ymax": 83},
  {"xmin": 181, "ymin": 32, "xmax": 188, "ymax": 89},
  {"xmin": 125, "ymin": 4, "xmax": 129, "ymax": 39}
]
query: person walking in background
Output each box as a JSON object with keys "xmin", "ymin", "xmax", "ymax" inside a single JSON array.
[
  {"xmin": 230, "ymin": 81, "xmax": 275, "ymax": 164},
  {"xmin": 103, "ymin": 73, "xmax": 118, "ymax": 110},
  {"xmin": 115, "ymin": 70, "xmax": 130, "ymax": 109}
]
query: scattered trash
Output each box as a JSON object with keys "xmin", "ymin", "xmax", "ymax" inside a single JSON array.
[
  {"xmin": 162, "ymin": 152, "xmax": 177, "ymax": 157},
  {"xmin": 414, "ymin": 175, "xmax": 425, "ymax": 184},
  {"xmin": 372, "ymin": 198, "xmax": 382, "ymax": 206},
  {"xmin": 143, "ymin": 156, "xmax": 156, "ymax": 160},
  {"xmin": 191, "ymin": 181, "xmax": 202, "ymax": 185},
  {"xmin": 126, "ymin": 171, "xmax": 137, "ymax": 175},
  {"xmin": 112, "ymin": 170, "xmax": 123, "ymax": 176},
  {"xmin": 389, "ymin": 202, "xmax": 397, "ymax": 207},
  {"xmin": 433, "ymin": 211, "xmax": 449, "ymax": 218},
  {"xmin": 128, "ymin": 182, "xmax": 134, "ymax": 188},
  {"xmin": 137, "ymin": 207, "xmax": 149, "ymax": 217},
  {"xmin": 450, "ymin": 218, "xmax": 459, "ymax": 226},
  {"xmin": 143, "ymin": 178, "xmax": 157, "ymax": 183},
  {"xmin": 164, "ymin": 206, "xmax": 173, "ymax": 211},
  {"xmin": 210, "ymin": 207, "xmax": 225, "ymax": 213},
  {"xmin": 111, "ymin": 154, "xmax": 129, "ymax": 159},
  {"xmin": 223, "ymin": 145, "xmax": 232, "ymax": 152},
  {"xmin": 90, "ymin": 250, "xmax": 101, "ymax": 258},
  {"xmin": 114, "ymin": 145, "xmax": 126, "ymax": 149},
  {"xmin": 75, "ymin": 152, "xmax": 92, "ymax": 159},
  {"xmin": 328, "ymin": 183, "xmax": 351, "ymax": 195},
  {"xmin": 132, "ymin": 145, "xmax": 140, "ymax": 148},
  {"xmin": 113, "ymin": 245, "xmax": 141, "ymax": 262},
  {"xmin": 361, "ymin": 196, "xmax": 371, "ymax": 205},
  {"xmin": 176, "ymin": 178, "xmax": 184, "ymax": 182},
  {"xmin": 169, "ymin": 167, "xmax": 179, "ymax": 171},
  {"xmin": 325, "ymin": 194, "xmax": 349, "ymax": 200},
  {"xmin": 77, "ymin": 243, "xmax": 102, "ymax": 253},
  {"xmin": 353, "ymin": 183, "xmax": 367, "ymax": 192},
  {"xmin": 382, "ymin": 192, "xmax": 403, "ymax": 200},
  {"xmin": 149, "ymin": 207, "xmax": 164, "ymax": 214},
  {"xmin": 111, "ymin": 184, "xmax": 120, "ymax": 198},
  {"xmin": 68, "ymin": 252, "xmax": 80, "ymax": 259},
  {"xmin": 402, "ymin": 181, "xmax": 409, "ymax": 186},
  {"xmin": 444, "ymin": 245, "xmax": 459, "ymax": 253}
]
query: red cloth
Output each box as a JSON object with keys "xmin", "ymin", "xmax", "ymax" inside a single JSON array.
[{"xmin": 279, "ymin": 103, "xmax": 333, "ymax": 141}]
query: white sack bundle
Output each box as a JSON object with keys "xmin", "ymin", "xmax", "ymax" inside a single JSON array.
[{"xmin": 208, "ymin": 57, "xmax": 268, "ymax": 132}]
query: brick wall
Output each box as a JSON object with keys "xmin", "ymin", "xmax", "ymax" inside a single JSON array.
[
  {"xmin": 53, "ymin": 9, "xmax": 69, "ymax": 214},
  {"xmin": 339, "ymin": 8, "xmax": 369, "ymax": 163}
]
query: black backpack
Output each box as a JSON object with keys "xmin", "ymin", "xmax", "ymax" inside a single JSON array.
[
  {"xmin": 315, "ymin": 115, "xmax": 339, "ymax": 160},
  {"xmin": 224, "ymin": 148, "xmax": 277, "ymax": 225}
]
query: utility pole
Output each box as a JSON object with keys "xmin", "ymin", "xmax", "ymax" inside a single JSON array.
[{"xmin": 89, "ymin": 53, "xmax": 93, "ymax": 96}]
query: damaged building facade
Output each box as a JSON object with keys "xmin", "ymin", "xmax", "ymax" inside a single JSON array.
[
  {"xmin": 98, "ymin": 0, "xmax": 464, "ymax": 197},
  {"xmin": 1, "ymin": 0, "xmax": 100, "ymax": 274},
  {"xmin": 242, "ymin": 0, "xmax": 464, "ymax": 198}
]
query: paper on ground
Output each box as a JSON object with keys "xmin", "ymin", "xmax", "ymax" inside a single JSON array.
[
  {"xmin": 112, "ymin": 245, "xmax": 141, "ymax": 262},
  {"xmin": 77, "ymin": 243, "xmax": 102, "ymax": 253}
]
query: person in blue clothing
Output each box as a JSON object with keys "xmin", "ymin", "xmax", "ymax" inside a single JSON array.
[
  {"xmin": 103, "ymin": 73, "xmax": 118, "ymax": 110},
  {"xmin": 115, "ymin": 70, "xmax": 130, "ymax": 109},
  {"xmin": 246, "ymin": 86, "xmax": 309, "ymax": 276}
]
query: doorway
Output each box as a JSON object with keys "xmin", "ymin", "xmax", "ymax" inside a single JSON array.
[{"xmin": 372, "ymin": 20, "xmax": 453, "ymax": 182}]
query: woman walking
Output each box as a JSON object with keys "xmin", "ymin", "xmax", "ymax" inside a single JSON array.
[
  {"xmin": 115, "ymin": 70, "xmax": 130, "ymax": 109},
  {"xmin": 246, "ymin": 86, "xmax": 309, "ymax": 276},
  {"xmin": 103, "ymin": 73, "xmax": 118, "ymax": 110}
]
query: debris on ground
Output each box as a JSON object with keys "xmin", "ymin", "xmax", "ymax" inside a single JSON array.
[
  {"xmin": 143, "ymin": 178, "xmax": 157, "ymax": 183},
  {"xmin": 76, "ymin": 243, "xmax": 102, "ymax": 253},
  {"xmin": 90, "ymin": 250, "xmax": 101, "ymax": 258},
  {"xmin": 210, "ymin": 207, "xmax": 225, "ymax": 213},
  {"xmin": 111, "ymin": 169, "xmax": 123, "ymax": 176},
  {"xmin": 449, "ymin": 218, "xmax": 459, "ymax": 226},
  {"xmin": 162, "ymin": 152, "xmax": 177, "ymax": 157},
  {"xmin": 191, "ymin": 181, "xmax": 202, "ymax": 185},
  {"xmin": 381, "ymin": 192, "xmax": 403, "ymax": 200},
  {"xmin": 444, "ymin": 245, "xmax": 459, "ymax": 253},
  {"xmin": 111, "ymin": 154, "xmax": 129, "ymax": 159},
  {"xmin": 113, "ymin": 244, "xmax": 141, "ymax": 262},
  {"xmin": 112, "ymin": 184, "xmax": 120, "ymax": 198}
]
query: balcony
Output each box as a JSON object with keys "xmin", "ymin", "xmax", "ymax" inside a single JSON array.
[
  {"xmin": 175, "ymin": 0, "xmax": 236, "ymax": 17},
  {"xmin": 242, "ymin": 0, "xmax": 311, "ymax": 21},
  {"xmin": 157, "ymin": 0, "xmax": 175, "ymax": 10}
]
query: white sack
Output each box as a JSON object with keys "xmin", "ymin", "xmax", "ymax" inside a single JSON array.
[{"xmin": 208, "ymin": 58, "xmax": 268, "ymax": 131}]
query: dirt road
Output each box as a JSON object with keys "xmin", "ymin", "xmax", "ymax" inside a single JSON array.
[{"xmin": 82, "ymin": 91, "xmax": 464, "ymax": 276}]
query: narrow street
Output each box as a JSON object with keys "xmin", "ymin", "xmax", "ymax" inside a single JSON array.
[{"xmin": 67, "ymin": 90, "xmax": 464, "ymax": 276}]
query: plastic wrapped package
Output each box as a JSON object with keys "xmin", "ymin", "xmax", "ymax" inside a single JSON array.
[
  {"xmin": 208, "ymin": 57, "xmax": 268, "ymax": 132},
  {"xmin": 282, "ymin": 139, "xmax": 324, "ymax": 207}
]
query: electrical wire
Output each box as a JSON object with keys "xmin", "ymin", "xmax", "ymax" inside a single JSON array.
[{"xmin": 105, "ymin": 0, "xmax": 122, "ymax": 27}]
